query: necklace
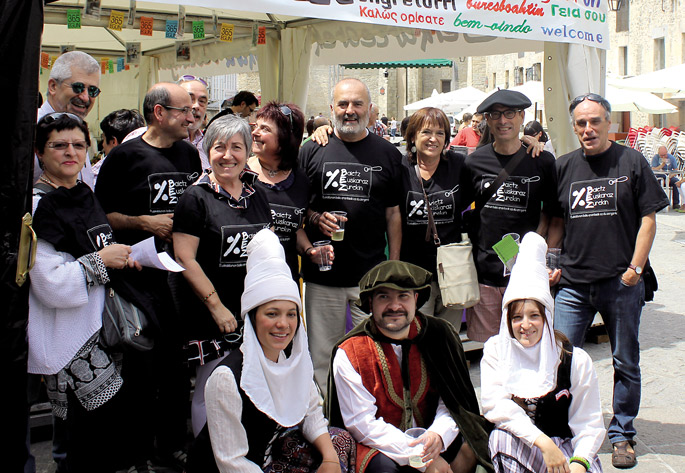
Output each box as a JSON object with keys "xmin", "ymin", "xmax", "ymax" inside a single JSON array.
[
  {"xmin": 39, "ymin": 174, "xmax": 58, "ymax": 188},
  {"xmin": 259, "ymin": 159, "xmax": 288, "ymax": 178}
]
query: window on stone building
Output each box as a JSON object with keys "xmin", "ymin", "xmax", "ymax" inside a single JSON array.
[
  {"xmin": 526, "ymin": 64, "xmax": 541, "ymax": 82},
  {"xmin": 616, "ymin": 0, "xmax": 629, "ymax": 32},
  {"xmin": 654, "ymin": 38, "xmax": 666, "ymax": 70},
  {"xmin": 492, "ymin": 72, "xmax": 497, "ymax": 88},
  {"xmin": 514, "ymin": 67, "xmax": 524, "ymax": 86},
  {"xmin": 618, "ymin": 46, "xmax": 628, "ymax": 75},
  {"xmin": 441, "ymin": 79, "xmax": 451, "ymax": 93},
  {"xmin": 505, "ymin": 70, "xmax": 510, "ymax": 89}
]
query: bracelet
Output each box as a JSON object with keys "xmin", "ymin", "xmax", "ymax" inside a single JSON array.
[
  {"xmin": 309, "ymin": 212, "xmax": 321, "ymax": 226},
  {"xmin": 202, "ymin": 289, "xmax": 217, "ymax": 303},
  {"xmin": 569, "ymin": 456, "xmax": 590, "ymax": 471},
  {"xmin": 304, "ymin": 246, "xmax": 315, "ymax": 257}
]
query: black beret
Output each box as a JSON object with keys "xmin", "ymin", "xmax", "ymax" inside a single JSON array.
[{"xmin": 477, "ymin": 90, "xmax": 532, "ymax": 113}]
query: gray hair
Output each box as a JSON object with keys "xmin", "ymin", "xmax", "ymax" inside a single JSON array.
[
  {"xmin": 569, "ymin": 93, "xmax": 611, "ymax": 121},
  {"xmin": 142, "ymin": 86, "xmax": 171, "ymax": 125},
  {"xmin": 203, "ymin": 115, "xmax": 252, "ymax": 156},
  {"xmin": 50, "ymin": 51, "xmax": 100, "ymax": 82}
]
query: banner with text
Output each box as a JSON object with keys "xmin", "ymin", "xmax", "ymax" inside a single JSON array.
[{"xmin": 166, "ymin": 0, "xmax": 609, "ymax": 49}]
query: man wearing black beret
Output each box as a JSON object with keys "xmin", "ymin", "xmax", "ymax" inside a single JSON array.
[{"xmin": 463, "ymin": 90, "xmax": 559, "ymax": 343}]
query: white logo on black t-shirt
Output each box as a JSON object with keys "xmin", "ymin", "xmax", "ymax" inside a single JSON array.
[
  {"xmin": 147, "ymin": 172, "xmax": 198, "ymax": 213},
  {"xmin": 322, "ymin": 162, "xmax": 381, "ymax": 202},
  {"xmin": 483, "ymin": 174, "xmax": 538, "ymax": 212},
  {"xmin": 568, "ymin": 176, "xmax": 627, "ymax": 218},
  {"xmin": 87, "ymin": 224, "xmax": 115, "ymax": 250},
  {"xmin": 405, "ymin": 188, "xmax": 457, "ymax": 225},
  {"xmin": 219, "ymin": 224, "xmax": 269, "ymax": 267},
  {"xmin": 270, "ymin": 204, "xmax": 305, "ymax": 241}
]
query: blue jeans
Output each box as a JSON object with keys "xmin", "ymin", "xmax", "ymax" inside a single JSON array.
[{"xmin": 554, "ymin": 275, "xmax": 644, "ymax": 444}]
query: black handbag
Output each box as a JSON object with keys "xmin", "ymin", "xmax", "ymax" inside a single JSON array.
[{"xmin": 101, "ymin": 285, "xmax": 154, "ymax": 351}]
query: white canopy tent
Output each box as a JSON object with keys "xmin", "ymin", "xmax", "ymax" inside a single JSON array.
[
  {"xmin": 404, "ymin": 86, "xmax": 488, "ymax": 114},
  {"xmin": 42, "ymin": 0, "xmax": 610, "ymax": 155},
  {"xmin": 605, "ymin": 85, "xmax": 678, "ymax": 114}
]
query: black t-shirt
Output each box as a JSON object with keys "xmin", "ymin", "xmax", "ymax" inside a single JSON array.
[
  {"xmin": 555, "ymin": 142, "xmax": 668, "ymax": 285},
  {"xmin": 172, "ymin": 180, "xmax": 273, "ymax": 341},
  {"xmin": 465, "ymin": 143, "xmax": 558, "ymax": 286},
  {"xmin": 299, "ymin": 132, "xmax": 402, "ymax": 287},
  {"xmin": 399, "ymin": 151, "xmax": 475, "ymax": 275},
  {"xmin": 95, "ymin": 136, "xmax": 202, "ymax": 245},
  {"xmin": 255, "ymin": 168, "xmax": 310, "ymax": 280}
]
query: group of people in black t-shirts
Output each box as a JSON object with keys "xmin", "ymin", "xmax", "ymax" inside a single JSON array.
[{"xmin": 26, "ymin": 75, "xmax": 667, "ymax": 473}]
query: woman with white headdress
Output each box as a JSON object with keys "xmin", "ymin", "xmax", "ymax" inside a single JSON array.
[
  {"xmin": 480, "ymin": 232, "xmax": 605, "ymax": 473},
  {"xmin": 186, "ymin": 229, "xmax": 354, "ymax": 473}
]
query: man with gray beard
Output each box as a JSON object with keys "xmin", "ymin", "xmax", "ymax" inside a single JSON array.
[{"xmin": 299, "ymin": 78, "xmax": 403, "ymax": 395}]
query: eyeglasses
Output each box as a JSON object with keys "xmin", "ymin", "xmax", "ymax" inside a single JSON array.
[
  {"xmin": 63, "ymin": 81, "xmax": 101, "ymax": 98},
  {"xmin": 569, "ymin": 93, "xmax": 612, "ymax": 114},
  {"xmin": 162, "ymin": 105, "xmax": 193, "ymax": 116},
  {"xmin": 178, "ymin": 75, "xmax": 208, "ymax": 87},
  {"xmin": 41, "ymin": 112, "xmax": 83, "ymax": 124},
  {"xmin": 279, "ymin": 105, "xmax": 293, "ymax": 130},
  {"xmin": 46, "ymin": 141, "xmax": 88, "ymax": 151},
  {"xmin": 484, "ymin": 109, "xmax": 522, "ymax": 120}
]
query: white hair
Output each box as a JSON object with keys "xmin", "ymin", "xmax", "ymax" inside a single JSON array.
[{"xmin": 50, "ymin": 51, "xmax": 100, "ymax": 82}]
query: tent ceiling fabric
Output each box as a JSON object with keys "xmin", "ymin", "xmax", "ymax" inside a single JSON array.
[{"xmin": 342, "ymin": 59, "xmax": 453, "ymax": 69}]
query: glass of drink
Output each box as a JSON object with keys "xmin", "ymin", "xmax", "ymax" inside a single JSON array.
[
  {"xmin": 546, "ymin": 247, "xmax": 561, "ymax": 270},
  {"xmin": 313, "ymin": 240, "xmax": 332, "ymax": 271},
  {"xmin": 405, "ymin": 427, "xmax": 426, "ymax": 468},
  {"xmin": 330, "ymin": 211, "xmax": 347, "ymax": 241}
]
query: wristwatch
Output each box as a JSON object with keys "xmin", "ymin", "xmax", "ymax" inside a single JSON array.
[{"xmin": 628, "ymin": 264, "xmax": 643, "ymax": 275}]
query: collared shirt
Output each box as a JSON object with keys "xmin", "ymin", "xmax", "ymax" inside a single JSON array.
[{"xmin": 186, "ymin": 129, "xmax": 210, "ymax": 171}]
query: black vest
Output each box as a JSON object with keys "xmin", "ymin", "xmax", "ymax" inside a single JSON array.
[
  {"xmin": 186, "ymin": 350, "xmax": 283, "ymax": 473},
  {"xmin": 514, "ymin": 341, "xmax": 574, "ymax": 439}
]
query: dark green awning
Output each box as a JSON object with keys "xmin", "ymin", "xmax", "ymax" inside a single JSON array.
[{"xmin": 341, "ymin": 59, "xmax": 453, "ymax": 69}]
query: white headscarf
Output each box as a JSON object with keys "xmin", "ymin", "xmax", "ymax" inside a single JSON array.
[
  {"xmin": 239, "ymin": 229, "xmax": 312, "ymax": 427},
  {"xmin": 499, "ymin": 231, "xmax": 560, "ymax": 399}
]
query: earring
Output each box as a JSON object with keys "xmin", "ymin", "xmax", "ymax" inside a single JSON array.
[{"xmin": 410, "ymin": 145, "xmax": 417, "ymax": 153}]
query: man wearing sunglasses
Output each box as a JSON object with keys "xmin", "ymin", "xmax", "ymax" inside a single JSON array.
[
  {"xmin": 35, "ymin": 51, "xmax": 101, "ymax": 189},
  {"xmin": 548, "ymin": 93, "xmax": 668, "ymax": 469},
  {"xmin": 463, "ymin": 90, "xmax": 559, "ymax": 344}
]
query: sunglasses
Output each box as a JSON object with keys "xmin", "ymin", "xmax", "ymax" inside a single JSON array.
[
  {"xmin": 42, "ymin": 112, "xmax": 84, "ymax": 123},
  {"xmin": 178, "ymin": 75, "xmax": 208, "ymax": 87},
  {"xmin": 64, "ymin": 81, "xmax": 101, "ymax": 98},
  {"xmin": 569, "ymin": 93, "xmax": 611, "ymax": 113},
  {"xmin": 484, "ymin": 109, "xmax": 522, "ymax": 120},
  {"xmin": 280, "ymin": 105, "xmax": 293, "ymax": 130},
  {"xmin": 46, "ymin": 140, "xmax": 88, "ymax": 151}
]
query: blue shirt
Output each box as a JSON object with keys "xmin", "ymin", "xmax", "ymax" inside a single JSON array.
[{"xmin": 651, "ymin": 153, "xmax": 678, "ymax": 171}]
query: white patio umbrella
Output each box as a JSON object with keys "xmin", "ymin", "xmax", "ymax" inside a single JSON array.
[
  {"xmin": 404, "ymin": 86, "xmax": 487, "ymax": 113},
  {"xmin": 608, "ymin": 64, "xmax": 685, "ymax": 94},
  {"xmin": 605, "ymin": 85, "xmax": 678, "ymax": 114},
  {"xmin": 404, "ymin": 89, "xmax": 442, "ymax": 111}
]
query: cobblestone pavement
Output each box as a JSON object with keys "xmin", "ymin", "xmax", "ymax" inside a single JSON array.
[{"xmin": 32, "ymin": 210, "xmax": 685, "ymax": 473}]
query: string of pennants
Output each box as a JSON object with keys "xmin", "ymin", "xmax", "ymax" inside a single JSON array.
[{"xmin": 41, "ymin": 2, "xmax": 267, "ymax": 73}]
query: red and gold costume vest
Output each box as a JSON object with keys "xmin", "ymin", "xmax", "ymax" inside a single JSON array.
[{"xmin": 338, "ymin": 318, "xmax": 439, "ymax": 473}]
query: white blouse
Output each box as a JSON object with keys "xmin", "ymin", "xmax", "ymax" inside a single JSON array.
[
  {"xmin": 480, "ymin": 337, "xmax": 606, "ymax": 460},
  {"xmin": 333, "ymin": 345, "xmax": 459, "ymax": 469},
  {"xmin": 205, "ymin": 365, "xmax": 329, "ymax": 473}
]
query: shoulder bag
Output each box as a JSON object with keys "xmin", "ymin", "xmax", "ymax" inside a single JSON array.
[{"xmin": 101, "ymin": 285, "xmax": 154, "ymax": 351}]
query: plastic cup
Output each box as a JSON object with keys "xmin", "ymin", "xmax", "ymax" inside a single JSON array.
[
  {"xmin": 546, "ymin": 247, "xmax": 561, "ymax": 270},
  {"xmin": 330, "ymin": 211, "xmax": 347, "ymax": 241},
  {"xmin": 405, "ymin": 427, "xmax": 426, "ymax": 468},
  {"xmin": 313, "ymin": 240, "xmax": 332, "ymax": 271}
]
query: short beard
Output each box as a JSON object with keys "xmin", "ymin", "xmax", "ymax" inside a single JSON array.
[
  {"xmin": 375, "ymin": 309, "xmax": 412, "ymax": 334},
  {"xmin": 334, "ymin": 113, "xmax": 369, "ymax": 138}
]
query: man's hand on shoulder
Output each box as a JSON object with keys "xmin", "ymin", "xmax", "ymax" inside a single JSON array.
[{"xmin": 311, "ymin": 125, "xmax": 334, "ymax": 146}]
